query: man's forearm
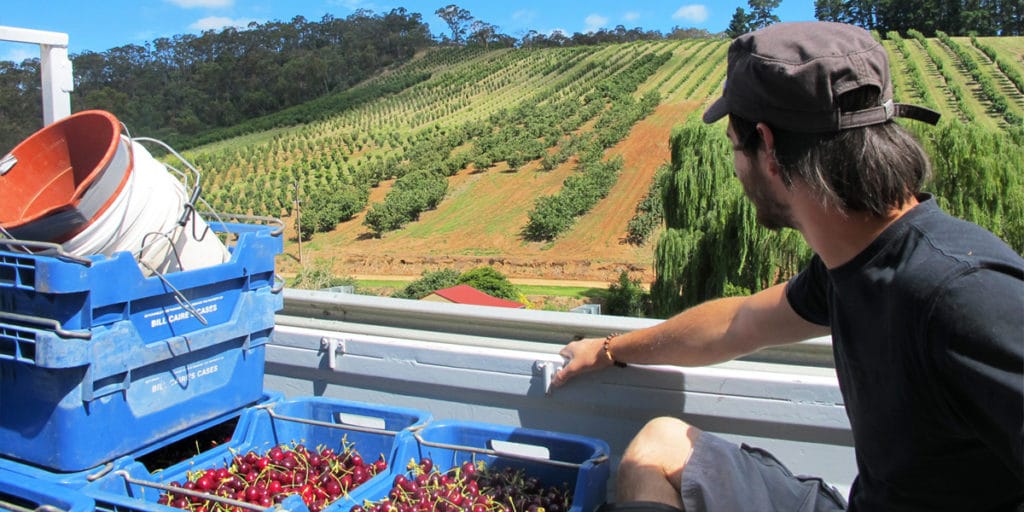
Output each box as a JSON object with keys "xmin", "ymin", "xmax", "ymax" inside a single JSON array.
[{"xmin": 608, "ymin": 283, "xmax": 827, "ymax": 367}]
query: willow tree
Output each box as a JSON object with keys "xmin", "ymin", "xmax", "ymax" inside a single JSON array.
[
  {"xmin": 919, "ymin": 121, "xmax": 1024, "ymax": 253},
  {"xmin": 651, "ymin": 117, "xmax": 810, "ymax": 318}
]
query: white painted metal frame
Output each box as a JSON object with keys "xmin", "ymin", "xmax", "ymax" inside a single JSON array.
[{"xmin": 0, "ymin": 26, "xmax": 73, "ymax": 125}]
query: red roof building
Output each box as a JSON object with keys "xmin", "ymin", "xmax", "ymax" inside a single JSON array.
[{"xmin": 421, "ymin": 284, "xmax": 524, "ymax": 309}]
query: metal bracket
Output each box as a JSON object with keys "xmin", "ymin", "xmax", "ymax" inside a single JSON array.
[
  {"xmin": 320, "ymin": 337, "xmax": 346, "ymax": 370},
  {"xmin": 0, "ymin": 154, "xmax": 15, "ymax": 175},
  {"xmin": 534, "ymin": 360, "xmax": 563, "ymax": 396}
]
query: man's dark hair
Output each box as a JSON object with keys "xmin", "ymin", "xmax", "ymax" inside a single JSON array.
[{"xmin": 730, "ymin": 87, "xmax": 931, "ymax": 217}]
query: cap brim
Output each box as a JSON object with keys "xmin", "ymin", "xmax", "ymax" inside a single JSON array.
[{"xmin": 702, "ymin": 96, "xmax": 729, "ymax": 124}]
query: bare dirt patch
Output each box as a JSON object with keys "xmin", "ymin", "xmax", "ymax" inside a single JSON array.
[{"xmin": 277, "ymin": 102, "xmax": 699, "ymax": 285}]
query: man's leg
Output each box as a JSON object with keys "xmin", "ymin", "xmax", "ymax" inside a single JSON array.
[
  {"xmin": 611, "ymin": 416, "xmax": 848, "ymax": 512},
  {"xmin": 616, "ymin": 416, "xmax": 702, "ymax": 509}
]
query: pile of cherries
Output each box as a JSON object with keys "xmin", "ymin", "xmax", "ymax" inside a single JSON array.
[
  {"xmin": 352, "ymin": 458, "xmax": 573, "ymax": 512},
  {"xmin": 158, "ymin": 439, "xmax": 387, "ymax": 512}
]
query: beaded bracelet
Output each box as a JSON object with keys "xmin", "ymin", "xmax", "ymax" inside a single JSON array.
[{"xmin": 603, "ymin": 333, "xmax": 628, "ymax": 368}]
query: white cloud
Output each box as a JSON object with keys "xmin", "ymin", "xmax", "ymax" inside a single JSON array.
[
  {"xmin": 584, "ymin": 14, "xmax": 609, "ymax": 32},
  {"xmin": 673, "ymin": 5, "xmax": 709, "ymax": 24},
  {"xmin": 624, "ymin": 11, "xmax": 641, "ymax": 22},
  {"xmin": 2, "ymin": 47, "xmax": 36, "ymax": 63},
  {"xmin": 328, "ymin": 0, "xmax": 370, "ymax": 10},
  {"xmin": 512, "ymin": 9, "xmax": 536, "ymax": 23},
  {"xmin": 166, "ymin": 0, "xmax": 233, "ymax": 8},
  {"xmin": 190, "ymin": 16, "xmax": 259, "ymax": 31}
]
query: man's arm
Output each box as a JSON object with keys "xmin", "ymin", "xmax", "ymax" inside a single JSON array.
[{"xmin": 552, "ymin": 282, "xmax": 829, "ymax": 387}]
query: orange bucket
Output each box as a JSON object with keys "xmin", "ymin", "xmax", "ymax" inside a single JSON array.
[{"xmin": 0, "ymin": 110, "xmax": 132, "ymax": 243}]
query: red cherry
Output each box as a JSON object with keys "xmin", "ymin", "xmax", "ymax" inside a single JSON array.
[
  {"xmin": 269, "ymin": 446, "xmax": 285, "ymax": 461},
  {"xmin": 195, "ymin": 475, "xmax": 215, "ymax": 491}
]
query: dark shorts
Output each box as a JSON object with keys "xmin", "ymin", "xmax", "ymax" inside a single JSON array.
[{"xmin": 680, "ymin": 431, "xmax": 848, "ymax": 512}]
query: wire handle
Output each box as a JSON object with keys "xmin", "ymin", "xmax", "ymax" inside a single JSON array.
[
  {"xmin": 0, "ymin": 500, "xmax": 66, "ymax": 512},
  {"xmin": 254, "ymin": 403, "xmax": 404, "ymax": 437},
  {"xmin": 0, "ymin": 236, "xmax": 93, "ymax": 266},
  {"xmin": 203, "ymin": 212, "xmax": 285, "ymax": 237},
  {"xmin": 410, "ymin": 429, "xmax": 609, "ymax": 470},
  {"xmin": 0, "ymin": 310, "xmax": 91, "ymax": 340},
  {"xmin": 272, "ymin": 273, "xmax": 286, "ymax": 294},
  {"xmin": 113, "ymin": 470, "xmax": 276, "ymax": 512},
  {"xmin": 139, "ymin": 260, "xmax": 209, "ymax": 326}
]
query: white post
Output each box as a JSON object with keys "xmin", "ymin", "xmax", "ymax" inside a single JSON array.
[
  {"xmin": 0, "ymin": 26, "xmax": 73, "ymax": 125},
  {"xmin": 39, "ymin": 43, "xmax": 73, "ymax": 124}
]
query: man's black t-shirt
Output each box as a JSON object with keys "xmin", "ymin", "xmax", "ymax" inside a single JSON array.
[{"xmin": 786, "ymin": 195, "xmax": 1024, "ymax": 511}]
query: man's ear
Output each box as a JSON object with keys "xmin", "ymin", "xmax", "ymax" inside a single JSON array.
[
  {"xmin": 755, "ymin": 122, "xmax": 775, "ymax": 154},
  {"xmin": 755, "ymin": 122, "xmax": 781, "ymax": 176}
]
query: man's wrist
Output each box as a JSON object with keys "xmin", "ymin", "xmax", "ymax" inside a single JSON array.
[{"xmin": 603, "ymin": 333, "xmax": 628, "ymax": 368}]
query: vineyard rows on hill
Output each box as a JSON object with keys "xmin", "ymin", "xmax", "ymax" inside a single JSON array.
[{"xmin": 178, "ymin": 35, "xmax": 1022, "ymax": 286}]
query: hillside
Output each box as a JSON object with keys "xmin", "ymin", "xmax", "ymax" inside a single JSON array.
[{"xmin": 181, "ymin": 36, "xmax": 1024, "ymax": 285}]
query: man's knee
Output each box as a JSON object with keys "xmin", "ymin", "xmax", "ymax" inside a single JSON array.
[
  {"xmin": 623, "ymin": 416, "xmax": 700, "ymax": 466},
  {"xmin": 615, "ymin": 417, "xmax": 699, "ymax": 507}
]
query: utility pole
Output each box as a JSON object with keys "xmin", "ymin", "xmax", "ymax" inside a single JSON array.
[{"xmin": 294, "ymin": 180, "xmax": 302, "ymax": 263}]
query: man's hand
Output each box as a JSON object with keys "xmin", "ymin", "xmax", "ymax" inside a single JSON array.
[{"xmin": 551, "ymin": 337, "xmax": 614, "ymax": 388}]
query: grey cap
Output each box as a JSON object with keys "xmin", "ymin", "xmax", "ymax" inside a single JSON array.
[{"xmin": 703, "ymin": 21, "xmax": 940, "ymax": 132}]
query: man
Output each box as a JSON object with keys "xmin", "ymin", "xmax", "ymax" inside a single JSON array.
[{"xmin": 553, "ymin": 21, "xmax": 1023, "ymax": 512}]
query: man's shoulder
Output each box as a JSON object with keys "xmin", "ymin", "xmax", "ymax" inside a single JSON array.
[{"xmin": 902, "ymin": 197, "xmax": 1023, "ymax": 273}]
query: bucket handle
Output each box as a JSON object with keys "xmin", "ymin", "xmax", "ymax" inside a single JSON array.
[{"xmin": 130, "ymin": 137, "xmax": 203, "ymax": 228}]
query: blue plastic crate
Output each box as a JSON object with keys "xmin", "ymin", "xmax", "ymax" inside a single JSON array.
[
  {"xmin": 358, "ymin": 420, "xmax": 611, "ymax": 512},
  {"xmin": 0, "ymin": 392, "xmax": 282, "ymax": 489},
  {"xmin": 0, "ymin": 299, "xmax": 278, "ymax": 472},
  {"xmin": 0, "ymin": 467, "xmax": 96, "ymax": 512},
  {"xmin": 0, "ymin": 221, "xmax": 282, "ymax": 347},
  {"xmin": 82, "ymin": 397, "xmax": 431, "ymax": 512},
  {"xmin": 0, "ymin": 452, "xmax": 136, "ymax": 492},
  {"xmin": 85, "ymin": 461, "xmax": 313, "ymax": 512}
]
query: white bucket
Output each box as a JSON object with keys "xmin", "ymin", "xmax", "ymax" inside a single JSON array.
[{"xmin": 62, "ymin": 137, "xmax": 230, "ymax": 276}]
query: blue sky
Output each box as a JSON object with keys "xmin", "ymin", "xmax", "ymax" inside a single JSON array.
[{"xmin": 1, "ymin": 0, "xmax": 817, "ymax": 62}]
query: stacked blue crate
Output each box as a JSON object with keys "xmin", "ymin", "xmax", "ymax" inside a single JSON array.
[{"xmin": 0, "ymin": 220, "xmax": 283, "ymax": 472}]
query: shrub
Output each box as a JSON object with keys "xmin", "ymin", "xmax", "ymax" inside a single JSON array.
[
  {"xmin": 605, "ymin": 271, "xmax": 649, "ymax": 317},
  {"xmin": 458, "ymin": 266, "xmax": 518, "ymax": 300},
  {"xmin": 291, "ymin": 259, "xmax": 355, "ymax": 290},
  {"xmin": 393, "ymin": 269, "xmax": 461, "ymax": 299}
]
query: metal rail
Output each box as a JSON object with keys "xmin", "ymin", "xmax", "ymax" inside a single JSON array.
[{"xmin": 279, "ymin": 288, "xmax": 835, "ymax": 367}]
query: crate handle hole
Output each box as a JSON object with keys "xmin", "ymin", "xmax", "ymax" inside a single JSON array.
[
  {"xmin": 0, "ymin": 338, "xmax": 17, "ymax": 358},
  {"xmin": 489, "ymin": 440, "xmax": 550, "ymax": 460},
  {"xmin": 0, "ymin": 265, "xmax": 14, "ymax": 285},
  {"xmin": 335, "ymin": 412, "xmax": 386, "ymax": 430}
]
